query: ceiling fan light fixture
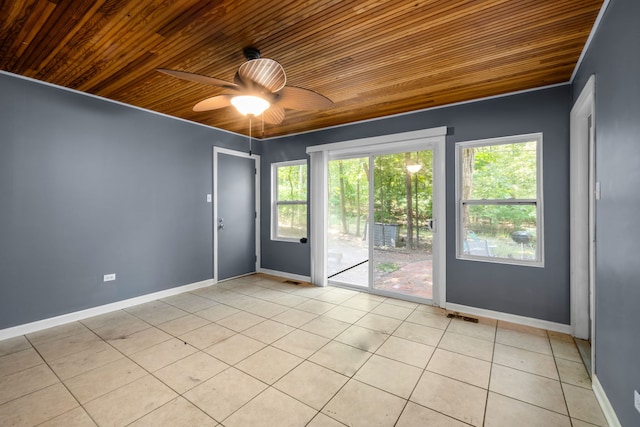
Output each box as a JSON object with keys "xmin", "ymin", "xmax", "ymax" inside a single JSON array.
[{"xmin": 231, "ymin": 95, "xmax": 270, "ymax": 116}]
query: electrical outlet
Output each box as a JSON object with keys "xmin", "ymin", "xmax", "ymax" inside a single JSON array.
[
  {"xmin": 634, "ymin": 390, "xmax": 640, "ymax": 414},
  {"xmin": 103, "ymin": 273, "xmax": 116, "ymax": 282}
]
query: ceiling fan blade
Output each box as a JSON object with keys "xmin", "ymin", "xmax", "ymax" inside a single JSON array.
[
  {"xmin": 276, "ymin": 86, "xmax": 333, "ymax": 111},
  {"xmin": 158, "ymin": 68, "xmax": 238, "ymax": 90},
  {"xmin": 193, "ymin": 95, "xmax": 233, "ymax": 112},
  {"xmin": 238, "ymin": 58, "xmax": 286, "ymax": 92},
  {"xmin": 263, "ymin": 105, "xmax": 285, "ymax": 124}
]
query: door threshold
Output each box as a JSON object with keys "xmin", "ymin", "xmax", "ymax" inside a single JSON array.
[{"xmin": 574, "ymin": 338, "xmax": 592, "ymax": 378}]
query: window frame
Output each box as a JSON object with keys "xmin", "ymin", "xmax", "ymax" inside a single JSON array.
[
  {"xmin": 271, "ymin": 159, "xmax": 308, "ymax": 242},
  {"xmin": 455, "ymin": 133, "xmax": 544, "ymax": 267}
]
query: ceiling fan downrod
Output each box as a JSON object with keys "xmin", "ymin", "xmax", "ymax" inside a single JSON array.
[{"xmin": 243, "ymin": 47, "xmax": 261, "ymax": 61}]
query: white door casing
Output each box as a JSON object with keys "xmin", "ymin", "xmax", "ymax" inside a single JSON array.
[{"xmin": 570, "ymin": 75, "xmax": 595, "ymax": 346}]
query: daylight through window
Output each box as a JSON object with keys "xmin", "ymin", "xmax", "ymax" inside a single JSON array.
[
  {"xmin": 272, "ymin": 160, "xmax": 308, "ymax": 241},
  {"xmin": 456, "ymin": 134, "xmax": 543, "ymax": 266}
]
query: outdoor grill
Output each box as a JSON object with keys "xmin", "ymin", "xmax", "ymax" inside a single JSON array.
[{"xmin": 510, "ymin": 230, "xmax": 532, "ymax": 244}]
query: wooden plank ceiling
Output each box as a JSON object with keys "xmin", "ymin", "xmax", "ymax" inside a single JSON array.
[{"xmin": 0, "ymin": 0, "xmax": 602, "ymax": 138}]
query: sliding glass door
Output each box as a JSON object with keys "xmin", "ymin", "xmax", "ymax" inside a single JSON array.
[
  {"xmin": 372, "ymin": 150, "xmax": 434, "ymax": 299},
  {"xmin": 327, "ymin": 157, "xmax": 369, "ymax": 287},
  {"xmin": 326, "ymin": 146, "xmax": 439, "ymax": 303}
]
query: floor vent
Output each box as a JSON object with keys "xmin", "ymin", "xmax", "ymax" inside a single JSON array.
[
  {"xmin": 283, "ymin": 280, "xmax": 301, "ymax": 285},
  {"xmin": 447, "ymin": 313, "xmax": 479, "ymax": 323}
]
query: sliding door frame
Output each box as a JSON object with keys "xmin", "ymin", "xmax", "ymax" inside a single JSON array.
[{"xmin": 307, "ymin": 127, "xmax": 447, "ymax": 307}]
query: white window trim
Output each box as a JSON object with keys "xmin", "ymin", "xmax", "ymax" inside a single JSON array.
[
  {"xmin": 271, "ymin": 159, "xmax": 308, "ymax": 242},
  {"xmin": 455, "ymin": 133, "xmax": 544, "ymax": 267}
]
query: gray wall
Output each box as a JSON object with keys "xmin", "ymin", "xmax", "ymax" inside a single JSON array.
[
  {"xmin": 573, "ymin": 0, "xmax": 640, "ymax": 424},
  {"xmin": 259, "ymin": 137, "xmax": 311, "ymax": 276},
  {"xmin": 261, "ymin": 85, "xmax": 571, "ymax": 324},
  {"xmin": 0, "ymin": 72, "xmax": 251, "ymax": 329}
]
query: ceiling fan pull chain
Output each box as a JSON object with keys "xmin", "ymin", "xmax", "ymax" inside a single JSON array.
[{"xmin": 249, "ymin": 116, "xmax": 252, "ymax": 156}]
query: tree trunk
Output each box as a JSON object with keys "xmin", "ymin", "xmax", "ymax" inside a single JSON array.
[
  {"xmin": 289, "ymin": 168, "xmax": 295, "ymax": 229},
  {"xmin": 356, "ymin": 179, "xmax": 361, "ymax": 237},
  {"xmin": 462, "ymin": 148, "xmax": 475, "ymax": 230},
  {"xmin": 362, "ymin": 161, "xmax": 370, "ymax": 240},
  {"xmin": 339, "ymin": 162, "xmax": 348, "ymax": 234},
  {"xmin": 405, "ymin": 153, "xmax": 414, "ymax": 249}
]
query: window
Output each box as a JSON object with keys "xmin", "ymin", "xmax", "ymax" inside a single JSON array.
[
  {"xmin": 456, "ymin": 133, "xmax": 543, "ymax": 266},
  {"xmin": 272, "ymin": 160, "xmax": 308, "ymax": 241}
]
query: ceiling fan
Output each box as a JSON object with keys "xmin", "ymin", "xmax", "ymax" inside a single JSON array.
[{"xmin": 158, "ymin": 47, "xmax": 333, "ymax": 124}]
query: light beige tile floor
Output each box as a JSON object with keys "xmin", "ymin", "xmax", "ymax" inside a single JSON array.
[{"xmin": 0, "ymin": 274, "xmax": 608, "ymax": 426}]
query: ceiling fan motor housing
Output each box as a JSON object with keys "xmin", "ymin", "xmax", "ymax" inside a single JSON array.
[{"xmin": 243, "ymin": 47, "xmax": 261, "ymax": 60}]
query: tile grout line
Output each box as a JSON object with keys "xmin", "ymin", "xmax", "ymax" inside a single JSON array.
[
  {"xmin": 2, "ymin": 276, "xmax": 588, "ymax": 426},
  {"xmin": 22, "ymin": 333, "xmax": 102, "ymax": 427},
  {"xmin": 482, "ymin": 318, "xmax": 499, "ymax": 427}
]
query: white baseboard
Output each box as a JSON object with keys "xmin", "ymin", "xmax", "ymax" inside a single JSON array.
[
  {"xmin": 592, "ymin": 375, "xmax": 622, "ymax": 427},
  {"xmin": 257, "ymin": 268, "xmax": 312, "ymax": 284},
  {"xmin": 445, "ymin": 302, "xmax": 572, "ymax": 334},
  {"xmin": 0, "ymin": 278, "xmax": 214, "ymax": 341}
]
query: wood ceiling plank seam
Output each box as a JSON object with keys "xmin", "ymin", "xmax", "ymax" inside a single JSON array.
[
  {"xmin": 130, "ymin": 83, "xmax": 225, "ymax": 110},
  {"xmin": 45, "ymin": 0, "xmax": 172, "ymax": 86},
  {"xmin": 306, "ymin": 14, "xmax": 597, "ymax": 92},
  {"xmin": 490, "ymin": 15, "xmax": 600, "ymax": 49},
  {"xmin": 300, "ymin": 74, "xmax": 557, "ymax": 122},
  {"xmin": 35, "ymin": 0, "xmax": 127, "ymax": 83},
  {"xmin": 300, "ymin": 0, "xmax": 521, "ymax": 53},
  {"xmin": 259, "ymin": 5, "xmax": 563, "ymax": 87},
  {"xmin": 262, "ymin": 1, "xmax": 468, "ymax": 71},
  {"xmin": 0, "ymin": 0, "xmax": 44, "ymax": 69},
  {"xmin": 138, "ymin": 0, "xmax": 298, "ymax": 79},
  {"xmin": 78, "ymin": 39, "xmax": 167, "ymax": 94},
  {"xmin": 36, "ymin": 0, "xmax": 152, "ymax": 84},
  {"xmin": 258, "ymin": 3, "xmax": 420, "ymax": 72},
  {"xmin": 312, "ymin": 38, "xmax": 584, "ymax": 96},
  {"xmin": 13, "ymin": 2, "xmax": 58, "ymax": 60},
  {"xmin": 29, "ymin": 0, "xmax": 110, "ymax": 79},
  {"xmin": 488, "ymin": 6, "xmax": 597, "ymax": 44},
  {"xmin": 271, "ymin": 72, "xmax": 564, "ymax": 134},
  {"xmin": 228, "ymin": 0, "xmax": 347, "ymax": 45},
  {"xmin": 352, "ymin": 61, "xmax": 574, "ymax": 104},
  {"xmin": 296, "ymin": 0, "xmax": 600, "ymax": 63},
  {"xmin": 148, "ymin": 27, "xmax": 241, "ymax": 76},
  {"xmin": 13, "ymin": 0, "xmax": 98, "ymax": 75},
  {"xmin": 95, "ymin": 36, "xmax": 237, "ymax": 100},
  {"xmin": 83, "ymin": 50, "xmax": 160, "ymax": 94},
  {"xmin": 0, "ymin": 0, "xmax": 36, "ymax": 36},
  {"xmin": 154, "ymin": 0, "xmax": 215, "ymax": 39},
  {"xmin": 266, "ymin": 0, "xmax": 485, "ymax": 55},
  {"xmin": 275, "ymin": 1, "xmax": 599, "ymax": 84},
  {"xmin": 195, "ymin": 0, "xmax": 319, "ymax": 48},
  {"xmin": 67, "ymin": 1, "xmax": 187, "ymax": 90}
]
